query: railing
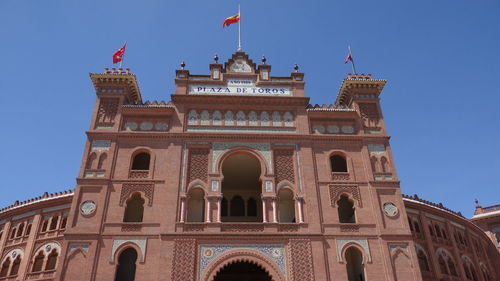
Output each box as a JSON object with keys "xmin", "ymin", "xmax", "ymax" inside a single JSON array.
[
  {"xmin": 129, "ymin": 170, "xmax": 149, "ymax": 179},
  {"xmin": 331, "ymin": 172, "xmax": 350, "ymax": 181},
  {"xmin": 26, "ymin": 269, "xmax": 56, "ymax": 279}
]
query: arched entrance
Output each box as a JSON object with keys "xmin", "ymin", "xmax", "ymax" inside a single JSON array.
[
  {"xmin": 214, "ymin": 261, "xmax": 272, "ymax": 281},
  {"xmin": 221, "ymin": 153, "xmax": 262, "ymax": 222}
]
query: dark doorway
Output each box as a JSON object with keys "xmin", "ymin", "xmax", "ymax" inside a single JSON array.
[
  {"xmin": 115, "ymin": 248, "xmax": 137, "ymax": 281},
  {"xmin": 221, "ymin": 153, "xmax": 262, "ymax": 222},
  {"xmin": 214, "ymin": 261, "xmax": 272, "ymax": 281}
]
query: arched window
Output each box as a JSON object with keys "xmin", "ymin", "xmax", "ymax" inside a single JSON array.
[
  {"xmin": 380, "ymin": 156, "xmax": 390, "ymax": 173},
  {"xmin": 97, "ymin": 153, "xmax": 107, "ymax": 170},
  {"xmin": 408, "ymin": 218, "xmax": 414, "ymax": 231},
  {"xmin": 428, "ymin": 224, "xmax": 435, "ymax": 236},
  {"xmin": 435, "ymin": 224, "xmax": 442, "ymax": 238},
  {"xmin": 115, "ymin": 248, "xmax": 137, "ymax": 281},
  {"xmin": 337, "ymin": 195, "xmax": 356, "ymax": 223},
  {"xmin": 10, "ymin": 228, "xmax": 16, "ymax": 239},
  {"xmin": 448, "ymin": 258, "xmax": 458, "ymax": 276},
  {"xmin": 86, "ymin": 153, "xmax": 96, "ymax": 169},
  {"xmin": 49, "ymin": 216, "xmax": 59, "ymax": 231},
  {"xmin": 131, "ymin": 153, "xmax": 150, "ymax": 170},
  {"xmin": 16, "ymin": 223, "xmax": 24, "ymax": 237},
  {"xmin": 10, "ymin": 256, "xmax": 20, "ymax": 276},
  {"xmin": 438, "ymin": 255, "xmax": 448, "ymax": 275},
  {"xmin": 60, "ymin": 216, "xmax": 67, "ymax": 229},
  {"xmin": 221, "ymin": 197, "xmax": 228, "ymax": 217},
  {"xmin": 414, "ymin": 221, "xmax": 421, "ymax": 233},
  {"xmin": 417, "ymin": 250, "xmax": 430, "ymax": 272},
  {"xmin": 230, "ymin": 196, "xmax": 245, "ymax": 216},
  {"xmin": 123, "ymin": 193, "xmax": 145, "ymax": 223},
  {"xmin": 45, "ymin": 249, "xmax": 58, "ymax": 271},
  {"xmin": 41, "ymin": 218, "xmax": 49, "ymax": 232},
  {"xmin": 186, "ymin": 189, "xmax": 205, "ymax": 222},
  {"xmin": 25, "ymin": 223, "xmax": 32, "ymax": 236},
  {"xmin": 345, "ymin": 247, "xmax": 365, "ymax": 281},
  {"xmin": 370, "ymin": 156, "xmax": 379, "ymax": 173},
  {"xmin": 330, "ymin": 155, "xmax": 347, "ymax": 172},
  {"xmin": 0, "ymin": 258, "xmax": 10, "ymax": 277},
  {"xmin": 32, "ymin": 251, "xmax": 45, "ymax": 272},
  {"xmin": 481, "ymin": 265, "xmax": 492, "ymax": 281},
  {"xmin": 247, "ymin": 198, "xmax": 257, "ymax": 217},
  {"xmin": 278, "ymin": 189, "xmax": 295, "ymax": 223}
]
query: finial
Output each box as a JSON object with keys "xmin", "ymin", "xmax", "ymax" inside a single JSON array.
[
  {"xmin": 214, "ymin": 54, "xmax": 219, "ymax": 63},
  {"xmin": 180, "ymin": 61, "xmax": 186, "ymax": 70},
  {"xmin": 261, "ymin": 56, "xmax": 267, "ymax": 64},
  {"xmin": 293, "ymin": 64, "xmax": 299, "ymax": 72},
  {"xmin": 475, "ymin": 199, "xmax": 479, "ymax": 206}
]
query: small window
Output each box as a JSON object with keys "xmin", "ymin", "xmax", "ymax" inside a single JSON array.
[
  {"xmin": 60, "ymin": 217, "xmax": 67, "ymax": 229},
  {"xmin": 230, "ymin": 196, "xmax": 245, "ymax": 216},
  {"xmin": 32, "ymin": 252, "xmax": 45, "ymax": 272},
  {"xmin": 123, "ymin": 194, "xmax": 145, "ymax": 223},
  {"xmin": 417, "ymin": 250, "xmax": 430, "ymax": 272},
  {"xmin": 414, "ymin": 222, "xmax": 421, "ymax": 233},
  {"xmin": 131, "ymin": 153, "xmax": 150, "ymax": 170},
  {"xmin": 41, "ymin": 218, "xmax": 49, "ymax": 232},
  {"xmin": 0, "ymin": 258, "xmax": 10, "ymax": 277},
  {"xmin": 345, "ymin": 247, "xmax": 365, "ymax": 281},
  {"xmin": 247, "ymin": 198, "xmax": 257, "ymax": 217},
  {"xmin": 221, "ymin": 197, "xmax": 228, "ymax": 217},
  {"xmin": 337, "ymin": 195, "xmax": 356, "ymax": 223},
  {"xmin": 9, "ymin": 256, "xmax": 20, "ymax": 276},
  {"xmin": 45, "ymin": 250, "xmax": 58, "ymax": 271},
  {"xmin": 330, "ymin": 155, "xmax": 347, "ymax": 172},
  {"xmin": 448, "ymin": 259, "xmax": 458, "ymax": 276},
  {"xmin": 49, "ymin": 216, "xmax": 59, "ymax": 231},
  {"xmin": 438, "ymin": 255, "xmax": 448, "ymax": 275},
  {"xmin": 408, "ymin": 218, "xmax": 414, "ymax": 231},
  {"xmin": 25, "ymin": 223, "xmax": 32, "ymax": 236},
  {"xmin": 16, "ymin": 224, "xmax": 24, "ymax": 237}
]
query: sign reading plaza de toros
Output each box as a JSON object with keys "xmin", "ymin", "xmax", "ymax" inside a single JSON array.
[{"xmin": 189, "ymin": 79, "xmax": 292, "ymax": 96}]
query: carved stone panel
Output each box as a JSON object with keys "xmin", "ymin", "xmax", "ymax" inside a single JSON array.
[
  {"xmin": 274, "ymin": 149, "xmax": 295, "ymax": 184},
  {"xmin": 188, "ymin": 148, "xmax": 209, "ymax": 184},
  {"xmin": 172, "ymin": 239, "xmax": 197, "ymax": 281},
  {"xmin": 329, "ymin": 184, "xmax": 362, "ymax": 207},
  {"xmin": 96, "ymin": 98, "xmax": 119, "ymax": 127},
  {"xmin": 119, "ymin": 183, "xmax": 154, "ymax": 206},
  {"xmin": 289, "ymin": 239, "xmax": 315, "ymax": 281}
]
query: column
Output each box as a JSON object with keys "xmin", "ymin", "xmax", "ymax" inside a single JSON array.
[
  {"xmin": 216, "ymin": 196, "xmax": 221, "ymax": 223},
  {"xmin": 296, "ymin": 196, "xmax": 304, "ymax": 223},
  {"xmin": 271, "ymin": 197, "xmax": 278, "ymax": 223},
  {"xmin": 205, "ymin": 197, "xmax": 211, "ymax": 223},
  {"xmin": 179, "ymin": 196, "xmax": 186, "ymax": 223},
  {"xmin": 262, "ymin": 197, "xmax": 268, "ymax": 223}
]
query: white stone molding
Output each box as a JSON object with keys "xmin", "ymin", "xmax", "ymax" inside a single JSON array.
[
  {"xmin": 336, "ymin": 239, "xmax": 371, "ymax": 263},
  {"xmin": 111, "ymin": 238, "xmax": 147, "ymax": 263}
]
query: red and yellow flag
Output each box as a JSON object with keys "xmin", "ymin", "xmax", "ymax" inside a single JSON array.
[{"xmin": 223, "ymin": 13, "xmax": 240, "ymax": 28}]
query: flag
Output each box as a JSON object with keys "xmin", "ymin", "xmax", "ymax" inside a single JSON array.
[
  {"xmin": 112, "ymin": 43, "xmax": 126, "ymax": 64},
  {"xmin": 345, "ymin": 51, "xmax": 353, "ymax": 64},
  {"xmin": 223, "ymin": 13, "xmax": 240, "ymax": 28}
]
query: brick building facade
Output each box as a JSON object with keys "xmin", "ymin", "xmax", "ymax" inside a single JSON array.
[{"xmin": 0, "ymin": 51, "xmax": 498, "ymax": 281}]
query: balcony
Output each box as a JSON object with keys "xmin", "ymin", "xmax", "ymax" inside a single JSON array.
[
  {"xmin": 26, "ymin": 269, "xmax": 56, "ymax": 280},
  {"xmin": 331, "ymin": 172, "xmax": 350, "ymax": 181}
]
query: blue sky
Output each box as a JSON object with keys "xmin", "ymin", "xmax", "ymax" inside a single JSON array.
[{"xmin": 0, "ymin": 0, "xmax": 499, "ymax": 216}]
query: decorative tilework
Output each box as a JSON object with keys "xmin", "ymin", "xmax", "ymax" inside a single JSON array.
[
  {"xmin": 111, "ymin": 238, "xmax": 147, "ymax": 263},
  {"xmin": 336, "ymin": 239, "xmax": 371, "ymax": 262},
  {"xmin": 91, "ymin": 140, "xmax": 111, "ymax": 151},
  {"xmin": 212, "ymin": 142, "xmax": 273, "ymax": 173},
  {"xmin": 198, "ymin": 244, "xmax": 286, "ymax": 280}
]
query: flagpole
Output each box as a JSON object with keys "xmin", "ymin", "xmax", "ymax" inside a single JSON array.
[
  {"xmin": 348, "ymin": 45, "xmax": 357, "ymax": 74},
  {"xmin": 120, "ymin": 42, "xmax": 126, "ymax": 68},
  {"xmin": 237, "ymin": 5, "xmax": 241, "ymax": 51}
]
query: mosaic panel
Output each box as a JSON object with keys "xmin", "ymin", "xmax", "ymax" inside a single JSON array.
[
  {"xmin": 198, "ymin": 244, "xmax": 286, "ymax": 280},
  {"xmin": 212, "ymin": 142, "xmax": 272, "ymax": 173}
]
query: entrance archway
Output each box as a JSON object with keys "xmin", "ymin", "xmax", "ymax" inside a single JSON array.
[
  {"xmin": 221, "ymin": 153, "xmax": 262, "ymax": 222},
  {"xmin": 214, "ymin": 261, "xmax": 272, "ymax": 281}
]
